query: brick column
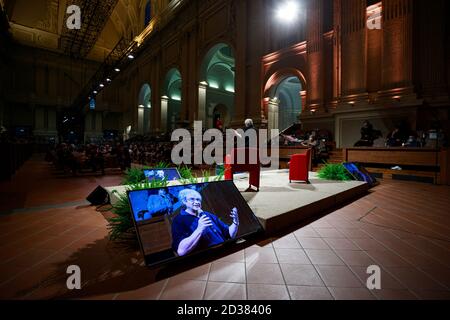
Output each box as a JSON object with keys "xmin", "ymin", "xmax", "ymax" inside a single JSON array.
[
  {"xmin": 380, "ymin": 0, "xmax": 414, "ymax": 97},
  {"xmin": 232, "ymin": 0, "xmax": 247, "ymax": 128},
  {"xmin": 340, "ymin": 0, "xmax": 368, "ymax": 103},
  {"xmin": 413, "ymin": 0, "xmax": 448, "ymax": 103},
  {"xmin": 332, "ymin": 0, "xmax": 342, "ymax": 105},
  {"xmin": 306, "ymin": 0, "xmax": 324, "ymax": 112},
  {"xmin": 245, "ymin": 0, "xmax": 266, "ymax": 126}
]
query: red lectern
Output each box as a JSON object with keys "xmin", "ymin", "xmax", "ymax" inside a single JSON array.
[{"xmin": 224, "ymin": 148, "xmax": 260, "ymax": 191}]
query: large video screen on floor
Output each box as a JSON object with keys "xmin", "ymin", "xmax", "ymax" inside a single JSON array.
[
  {"xmin": 128, "ymin": 181, "xmax": 263, "ymax": 267},
  {"xmin": 143, "ymin": 168, "xmax": 181, "ymax": 182}
]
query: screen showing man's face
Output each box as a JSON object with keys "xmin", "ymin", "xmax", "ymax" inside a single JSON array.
[
  {"xmin": 183, "ymin": 191, "xmax": 202, "ymax": 214},
  {"xmin": 128, "ymin": 181, "xmax": 263, "ymax": 267}
]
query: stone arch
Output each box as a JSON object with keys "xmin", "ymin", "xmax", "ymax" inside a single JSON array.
[
  {"xmin": 199, "ymin": 43, "xmax": 235, "ymax": 128},
  {"xmin": 264, "ymin": 68, "xmax": 307, "ymax": 97},
  {"xmin": 162, "ymin": 68, "xmax": 182, "ymax": 132},
  {"xmin": 199, "ymin": 41, "xmax": 236, "ymax": 81},
  {"xmin": 263, "ymin": 68, "xmax": 307, "ymax": 132}
]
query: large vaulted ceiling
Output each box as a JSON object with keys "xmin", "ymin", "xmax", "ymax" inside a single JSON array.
[{"xmin": 4, "ymin": 0, "xmax": 149, "ymax": 61}]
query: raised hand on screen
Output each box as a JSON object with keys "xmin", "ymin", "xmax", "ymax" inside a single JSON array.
[{"xmin": 230, "ymin": 207, "xmax": 239, "ymax": 226}]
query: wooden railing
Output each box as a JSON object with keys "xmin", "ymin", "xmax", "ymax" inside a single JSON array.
[{"xmin": 343, "ymin": 147, "xmax": 449, "ymax": 185}]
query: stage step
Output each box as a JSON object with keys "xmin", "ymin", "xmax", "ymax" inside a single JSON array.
[
  {"xmin": 323, "ymin": 148, "xmax": 344, "ymax": 167},
  {"xmin": 327, "ymin": 159, "xmax": 343, "ymax": 164}
]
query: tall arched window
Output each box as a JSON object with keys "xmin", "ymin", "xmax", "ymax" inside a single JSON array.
[{"xmin": 144, "ymin": 1, "xmax": 152, "ymax": 26}]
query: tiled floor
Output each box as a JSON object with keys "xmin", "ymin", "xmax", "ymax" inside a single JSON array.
[
  {"xmin": 0, "ymin": 155, "xmax": 449, "ymax": 300},
  {"xmin": 0, "ymin": 155, "xmax": 123, "ymax": 212}
]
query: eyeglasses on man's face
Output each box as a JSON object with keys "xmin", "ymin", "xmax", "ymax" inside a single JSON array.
[{"xmin": 187, "ymin": 197, "xmax": 202, "ymax": 203}]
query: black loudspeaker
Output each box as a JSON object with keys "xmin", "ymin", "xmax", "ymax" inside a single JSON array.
[{"xmin": 86, "ymin": 185, "xmax": 110, "ymax": 205}]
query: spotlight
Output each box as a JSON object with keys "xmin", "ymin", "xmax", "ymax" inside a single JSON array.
[
  {"xmin": 106, "ymin": 78, "xmax": 112, "ymax": 82},
  {"xmin": 128, "ymin": 54, "xmax": 135, "ymax": 59},
  {"xmin": 114, "ymin": 68, "xmax": 120, "ymax": 72},
  {"xmin": 99, "ymin": 83, "xmax": 104, "ymax": 88},
  {"xmin": 276, "ymin": 1, "xmax": 300, "ymax": 23},
  {"xmin": 93, "ymin": 90, "xmax": 98, "ymax": 94}
]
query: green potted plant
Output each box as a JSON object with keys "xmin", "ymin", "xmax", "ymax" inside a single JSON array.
[{"xmin": 317, "ymin": 163, "xmax": 352, "ymax": 181}]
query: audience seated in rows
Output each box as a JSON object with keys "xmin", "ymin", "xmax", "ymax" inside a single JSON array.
[
  {"xmin": 353, "ymin": 120, "xmax": 449, "ymax": 149},
  {"xmin": 127, "ymin": 134, "xmax": 175, "ymax": 166},
  {"xmin": 47, "ymin": 142, "xmax": 131, "ymax": 175}
]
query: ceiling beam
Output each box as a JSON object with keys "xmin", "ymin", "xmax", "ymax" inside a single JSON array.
[{"xmin": 60, "ymin": 0, "xmax": 119, "ymax": 59}]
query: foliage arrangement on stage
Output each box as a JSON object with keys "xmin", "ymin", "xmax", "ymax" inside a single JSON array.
[
  {"xmin": 108, "ymin": 179, "xmax": 168, "ymax": 241},
  {"xmin": 317, "ymin": 163, "xmax": 352, "ymax": 181},
  {"xmin": 108, "ymin": 165, "xmax": 225, "ymax": 242},
  {"xmin": 121, "ymin": 167, "xmax": 146, "ymax": 185}
]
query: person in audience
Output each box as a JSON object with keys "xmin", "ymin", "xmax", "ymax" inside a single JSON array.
[
  {"xmin": 302, "ymin": 130, "xmax": 318, "ymax": 148},
  {"xmin": 146, "ymin": 188, "xmax": 174, "ymax": 219},
  {"xmin": 215, "ymin": 116, "xmax": 223, "ymax": 131},
  {"xmin": 281, "ymin": 134, "xmax": 303, "ymax": 145},
  {"xmin": 386, "ymin": 126, "xmax": 404, "ymax": 147},
  {"xmin": 354, "ymin": 121, "xmax": 382, "ymax": 147},
  {"xmin": 301, "ymin": 131, "xmax": 324, "ymax": 165},
  {"xmin": 89, "ymin": 144, "xmax": 105, "ymax": 174},
  {"xmin": 113, "ymin": 143, "xmax": 130, "ymax": 171},
  {"xmin": 387, "ymin": 121, "xmax": 412, "ymax": 147},
  {"xmin": 71, "ymin": 146, "xmax": 86, "ymax": 175},
  {"xmin": 403, "ymin": 135, "xmax": 420, "ymax": 148}
]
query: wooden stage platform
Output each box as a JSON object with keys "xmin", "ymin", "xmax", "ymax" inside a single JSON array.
[{"xmin": 105, "ymin": 170, "xmax": 369, "ymax": 235}]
